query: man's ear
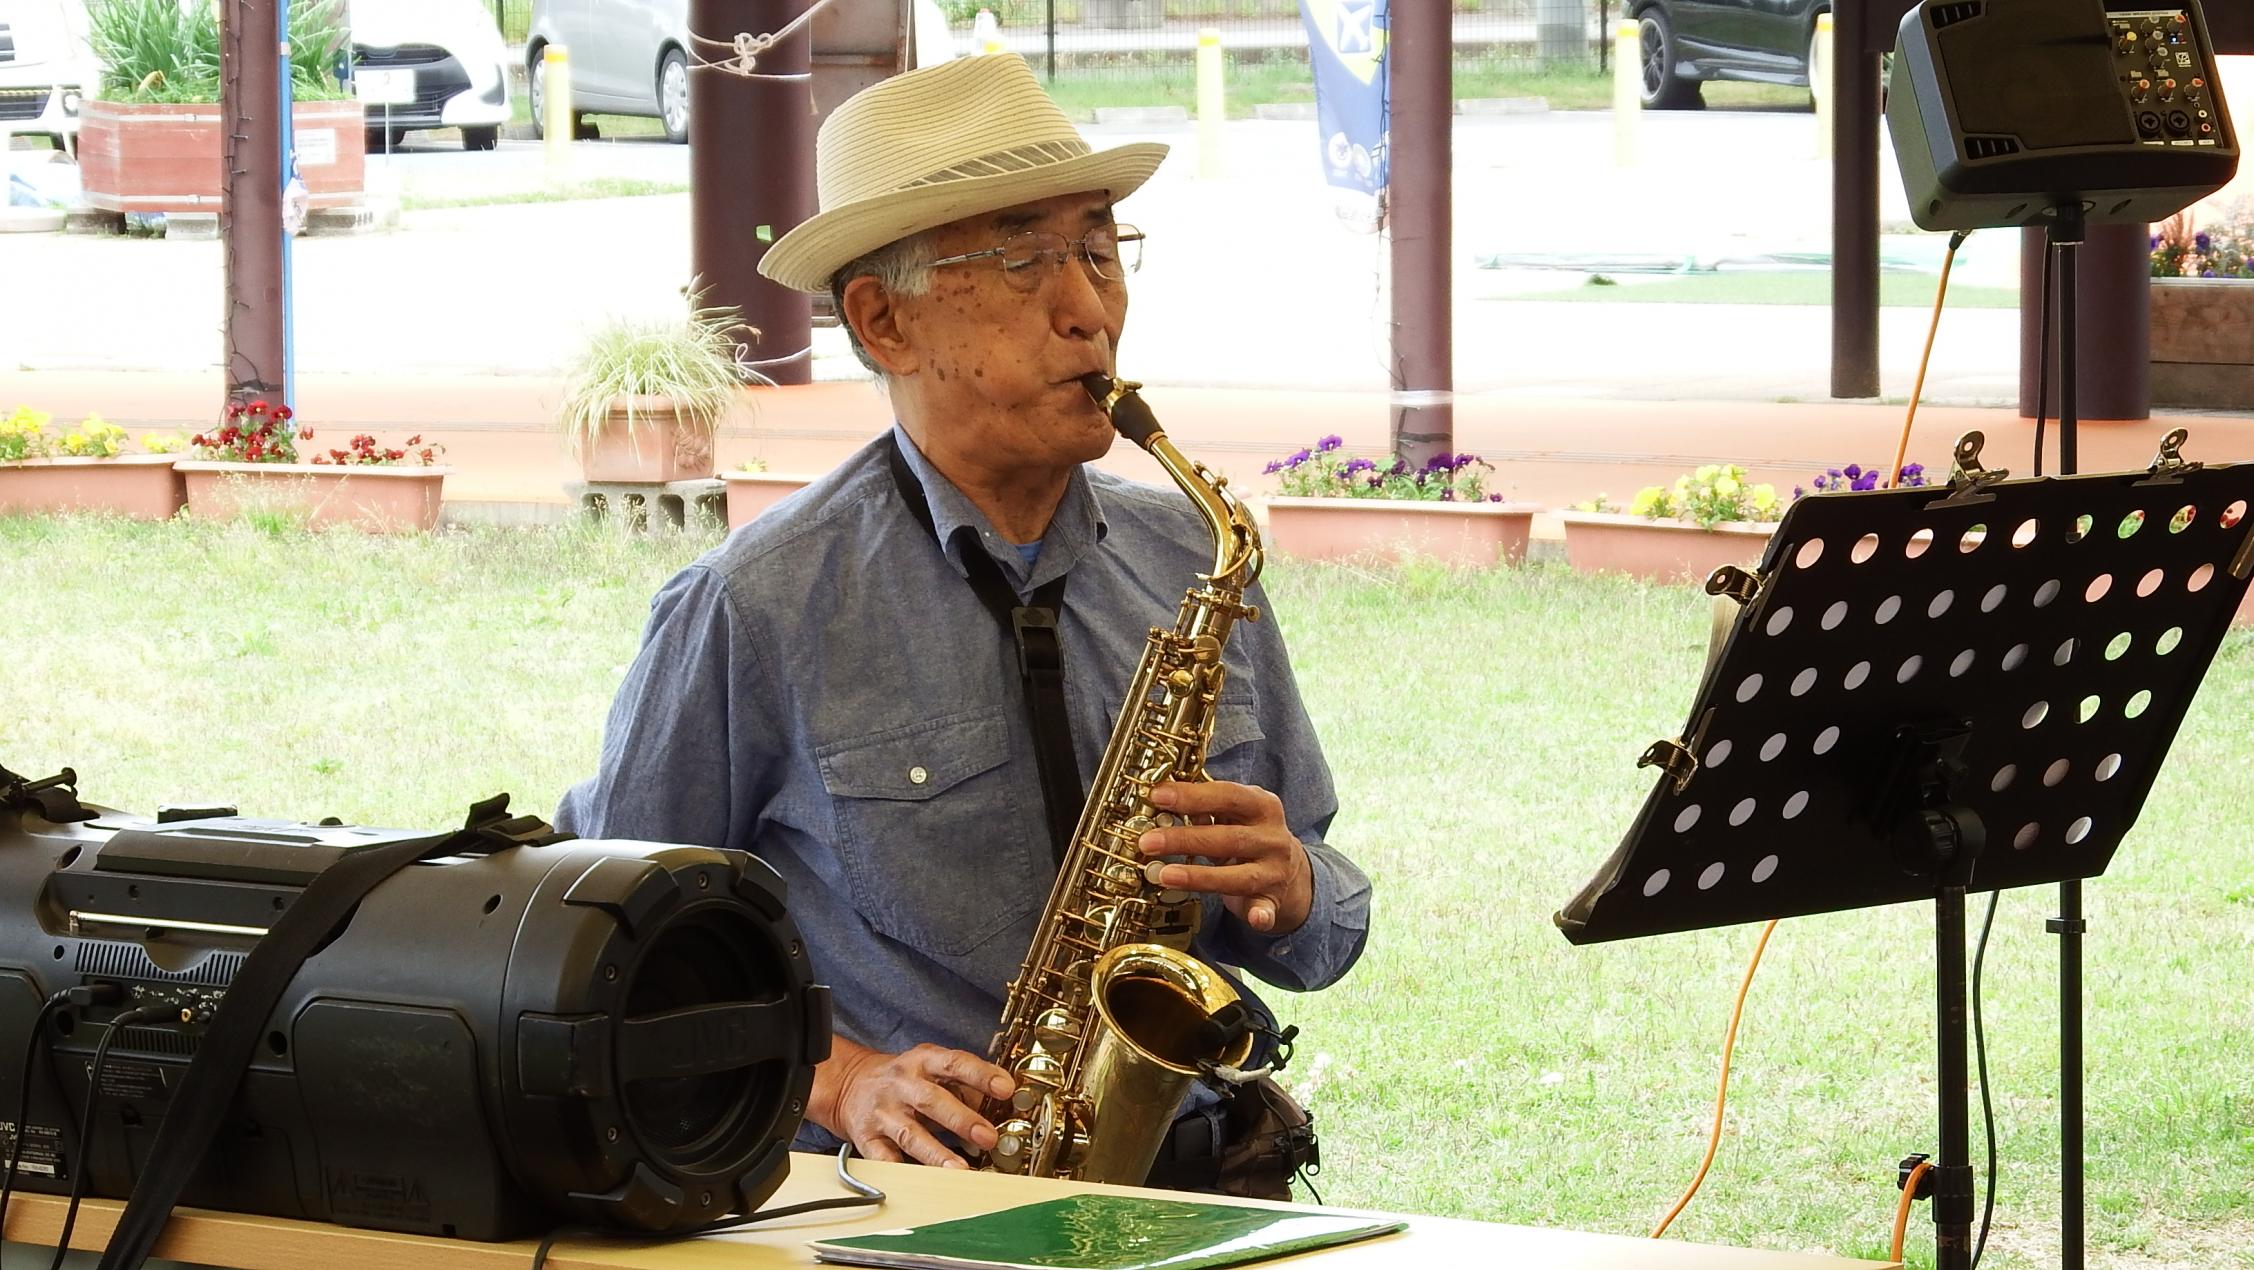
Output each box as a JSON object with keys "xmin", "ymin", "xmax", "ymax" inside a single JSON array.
[{"xmin": 840, "ymin": 275, "xmax": 919, "ymax": 379}]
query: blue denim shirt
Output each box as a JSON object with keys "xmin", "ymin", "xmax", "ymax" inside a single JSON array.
[{"xmin": 555, "ymin": 426, "xmax": 1372, "ymax": 1149}]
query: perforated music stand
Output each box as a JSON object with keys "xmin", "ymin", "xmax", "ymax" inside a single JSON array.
[{"xmin": 1556, "ymin": 432, "xmax": 2254, "ymax": 1270}]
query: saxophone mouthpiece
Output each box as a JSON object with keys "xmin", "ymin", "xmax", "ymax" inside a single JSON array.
[{"xmin": 1082, "ymin": 373, "xmax": 1162, "ymax": 449}]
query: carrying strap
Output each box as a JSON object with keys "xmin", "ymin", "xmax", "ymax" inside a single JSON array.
[
  {"xmin": 94, "ymin": 796, "xmax": 555, "ymax": 1270},
  {"xmin": 884, "ymin": 434, "xmax": 1084, "ymax": 864}
]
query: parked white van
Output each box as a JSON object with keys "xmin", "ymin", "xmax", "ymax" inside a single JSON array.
[{"xmin": 0, "ymin": 0, "xmax": 95, "ymax": 149}]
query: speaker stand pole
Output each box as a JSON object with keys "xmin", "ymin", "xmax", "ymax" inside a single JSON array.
[{"xmin": 2045, "ymin": 199, "xmax": 2088, "ymax": 1270}]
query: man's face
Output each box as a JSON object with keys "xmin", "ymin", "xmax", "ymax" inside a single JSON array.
[{"xmin": 892, "ymin": 191, "xmax": 1130, "ymax": 473}]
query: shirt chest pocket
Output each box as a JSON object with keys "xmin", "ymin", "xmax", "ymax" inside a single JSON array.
[
  {"xmin": 817, "ymin": 708, "xmax": 1046, "ymax": 958},
  {"xmin": 1199, "ymin": 694, "xmax": 1267, "ymax": 789}
]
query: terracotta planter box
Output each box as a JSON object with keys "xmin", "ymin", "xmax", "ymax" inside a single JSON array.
[
  {"xmin": 1559, "ymin": 510, "xmax": 1778, "ymax": 585},
  {"xmin": 177, "ymin": 462, "xmax": 447, "ymax": 533},
  {"xmin": 723, "ymin": 472, "xmax": 813, "ymax": 528},
  {"xmin": 78, "ymin": 99, "xmax": 365, "ymax": 214},
  {"xmin": 1262, "ymin": 497, "xmax": 1539, "ymax": 566},
  {"xmin": 578, "ymin": 397, "xmax": 717, "ymax": 484},
  {"xmin": 2151, "ymin": 278, "xmax": 2254, "ymax": 410},
  {"xmin": 0, "ymin": 455, "xmax": 184, "ymax": 520}
]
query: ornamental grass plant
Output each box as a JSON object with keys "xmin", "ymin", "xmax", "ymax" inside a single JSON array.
[
  {"xmin": 87, "ymin": 0, "xmax": 351, "ymax": 103},
  {"xmin": 555, "ymin": 300, "xmax": 757, "ymax": 462}
]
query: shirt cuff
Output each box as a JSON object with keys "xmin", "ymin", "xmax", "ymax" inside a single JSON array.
[{"xmin": 1222, "ymin": 839, "xmax": 1367, "ymax": 992}]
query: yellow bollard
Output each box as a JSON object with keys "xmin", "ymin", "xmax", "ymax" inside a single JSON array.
[
  {"xmin": 1613, "ymin": 19, "xmax": 1640, "ymax": 168},
  {"xmin": 1814, "ymin": 12, "xmax": 1834, "ymax": 160},
  {"xmin": 544, "ymin": 44, "xmax": 573, "ymax": 174},
  {"xmin": 1196, "ymin": 27, "xmax": 1224, "ymax": 179}
]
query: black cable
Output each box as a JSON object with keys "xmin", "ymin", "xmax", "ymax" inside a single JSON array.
[
  {"xmin": 529, "ymin": 1145, "xmax": 886, "ymax": 1270},
  {"xmin": 0, "ymin": 994, "xmax": 68, "ymax": 1257},
  {"xmin": 1970, "ymin": 890, "xmax": 2002, "ymax": 1268},
  {"xmin": 50, "ymin": 1007, "xmax": 172, "ymax": 1270},
  {"xmin": 2032, "ymin": 233, "xmax": 2055, "ymax": 478}
]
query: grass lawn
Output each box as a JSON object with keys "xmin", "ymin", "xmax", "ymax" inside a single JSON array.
[
  {"xmin": 4, "ymin": 515, "xmax": 2249, "ymax": 1268},
  {"xmin": 399, "ymin": 177, "xmax": 689, "ymax": 212},
  {"xmin": 1044, "ymin": 61, "xmax": 1809, "ymax": 119},
  {"xmin": 1489, "ymin": 273, "xmax": 2022, "ymax": 309}
]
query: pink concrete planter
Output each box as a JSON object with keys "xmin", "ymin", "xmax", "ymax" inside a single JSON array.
[
  {"xmin": 78, "ymin": 99, "xmax": 365, "ymax": 214},
  {"xmin": 177, "ymin": 462, "xmax": 447, "ymax": 533},
  {"xmin": 579, "ymin": 397, "xmax": 717, "ymax": 483},
  {"xmin": 1559, "ymin": 510, "xmax": 1778, "ymax": 585},
  {"xmin": 0, "ymin": 455, "xmax": 184, "ymax": 520},
  {"xmin": 722, "ymin": 472, "xmax": 814, "ymax": 528},
  {"xmin": 1261, "ymin": 497, "xmax": 1539, "ymax": 566}
]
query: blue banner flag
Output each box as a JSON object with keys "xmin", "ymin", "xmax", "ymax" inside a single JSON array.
[{"xmin": 1300, "ymin": 0, "xmax": 1390, "ymax": 193}]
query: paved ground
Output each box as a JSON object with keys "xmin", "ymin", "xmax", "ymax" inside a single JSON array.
[{"xmin": 2, "ymin": 109, "xmax": 2031, "ymax": 406}]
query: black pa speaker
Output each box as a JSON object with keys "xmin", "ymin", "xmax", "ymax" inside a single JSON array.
[
  {"xmin": 0, "ymin": 770, "xmax": 829, "ymax": 1242},
  {"xmin": 1889, "ymin": 0, "xmax": 2240, "ymax": 230}
]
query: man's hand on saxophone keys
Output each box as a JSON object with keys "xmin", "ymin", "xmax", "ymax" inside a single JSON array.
[
  {"xmin": 813, "ymin": 1035, "xmax": 1018, "ymax": 1169},
  {"xmin": 1135, "ymin": 780, "xmax": 1315, "ymax": 936}
]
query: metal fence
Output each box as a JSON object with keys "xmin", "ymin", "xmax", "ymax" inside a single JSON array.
[{"xmin": 945, "ymin": 0, "xmax": 1622, "ymax": 81}]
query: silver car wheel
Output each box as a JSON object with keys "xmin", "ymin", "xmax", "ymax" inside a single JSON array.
[{"xmin": 661, "ymin": 53, "xmax": 690, "ymax": 143}]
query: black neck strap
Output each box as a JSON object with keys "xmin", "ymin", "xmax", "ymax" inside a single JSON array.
[{"xmin": 885, "ymin": 434, "xmax": 1084, "ymax": 864}]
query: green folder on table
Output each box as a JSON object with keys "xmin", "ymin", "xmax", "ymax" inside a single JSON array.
[{"xmin": 807, "ymin": 1193, "xmax": 1406, "ymax": 1270}]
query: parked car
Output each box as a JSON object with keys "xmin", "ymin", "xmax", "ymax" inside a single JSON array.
[
  {"xmin": 525, "ymin": 0, "xmax": 691, "ymax": 144},
  {"xmin": 0, "ymin": 0, "xmax": 95, "ymax": 149},
  {"xmin": 348, "ymin": 0, "xmax": 511, "ymax": 151},
  {"xmin": 1630, "ymin": 0, "xmax": 1830, "ymax": 110},
  {"xmin": 525, "ymin": 0, "xmax": 953, "ymax": 146}
]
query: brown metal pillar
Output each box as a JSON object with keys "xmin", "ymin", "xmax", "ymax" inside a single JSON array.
[
  {"xmin": 691, "ymin": 0, "xmax": 815, "ymax": 385},
  {"xmin": 1831, "ymin": 0, "xmax": 1881, "ymax": 399},
  {"xmin": 221, "ymin": 0, "xmax": 287, "ymax": 412},
  {"xmin": 1388, "ymin": 0, "xmax": 1452, "ymax": 470},
  {"xmin": 2017, "ymin": 223, "xmax": 2150, "ymax": 421}
]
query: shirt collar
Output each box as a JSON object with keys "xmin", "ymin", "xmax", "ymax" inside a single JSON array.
[{"xmin": 890, "ymin": 422, "xmax": 1109, "ymax": 591}]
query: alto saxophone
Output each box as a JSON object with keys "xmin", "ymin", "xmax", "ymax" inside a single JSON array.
[{"xmin": 980, "ymin": 373, "xmax": 1266, "ymax": 1184}]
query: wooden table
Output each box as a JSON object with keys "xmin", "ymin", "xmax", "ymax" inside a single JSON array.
[{"xmin": 3, "ymin": 1153, "xmax": 1898, "ymax": 1270}]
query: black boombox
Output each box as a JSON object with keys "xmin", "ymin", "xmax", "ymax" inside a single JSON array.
[{"xmin": 0, "ymin": 765, "xmax": 826, "ymax": 1246}]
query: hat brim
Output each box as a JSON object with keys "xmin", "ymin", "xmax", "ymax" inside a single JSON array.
[{"xmin": 756, "ymin": 141, "xmax": 1169, "ymax": 294}]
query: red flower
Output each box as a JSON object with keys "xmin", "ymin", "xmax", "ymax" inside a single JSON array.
[{"xmin": 274, "ymin": 405, "xmax": 294, "ymax": 421}]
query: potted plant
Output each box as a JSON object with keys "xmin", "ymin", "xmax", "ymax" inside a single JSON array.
[
  {"xmin": 77, "ymin": 0, "xmax": 364, "ymax": 217},
  {"xmin": 1563, "ymin": 462, "xmax": 1935, "ymax": 584},
  {"xmin": 0, "ymin": 405, "xmax": 189, "ymax": 520},
  {"xmin": 176, "ymin": 400, "xmax": 449, "ymax": 533},
  {"xmin": 722, "ymin": 456, "xmax": 816, "ymax": 528},
  {"xmin": 1561, "ymin": 463, "xmax": 1787, "ymax": 584},
  {"xmin": 1258, "ymin": 435, "xmax": 1540, "ymax": 566},
  {"xmin": 556, "ymin": 300, "xmax": 756, "ymax": 484},
  {"xmin": 2149, "ymin": 206, "xmax": 2254, "ymax": 410}
]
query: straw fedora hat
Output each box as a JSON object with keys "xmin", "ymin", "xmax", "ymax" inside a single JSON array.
[{"xmin": 757, "ymin": 53, "xmax": 1168, "ymax": 294}]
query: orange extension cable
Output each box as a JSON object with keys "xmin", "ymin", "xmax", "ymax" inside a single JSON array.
[
  {"xmin": 1890, "ymin": 232, "xmax": 1970, "ymax": 489},
  {"xmin": 1649, "ymin": 919, "xmax": 1780, "ymax": 1239},
  {"xmin": 1894, "ymin": 1158, "xmax": 1937, "ymax": 1264}
]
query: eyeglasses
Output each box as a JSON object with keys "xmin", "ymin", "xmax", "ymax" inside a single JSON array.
[{"xmin": 927, "ymin": 224, "xmax": 1145, "ymax": 293}]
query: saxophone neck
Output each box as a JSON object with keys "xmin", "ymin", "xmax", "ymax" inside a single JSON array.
[{"xmin": 1082, "ymin": 374, "xmax": 1263, "ymax": 591}]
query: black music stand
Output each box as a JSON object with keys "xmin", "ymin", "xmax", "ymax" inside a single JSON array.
[{"xmin": 1556, "ymin": 433, "xmax": 2254, "ymax": 1270}]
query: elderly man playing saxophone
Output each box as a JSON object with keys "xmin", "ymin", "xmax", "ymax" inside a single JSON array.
[{"xmin": 556, "ymin": 53, "xmax": 1369, "ymax": 1199}]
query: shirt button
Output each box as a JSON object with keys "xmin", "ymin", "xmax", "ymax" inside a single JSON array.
[{"xmin": 908, "ymin": 766, "xmax": 929, "ymax": 785}]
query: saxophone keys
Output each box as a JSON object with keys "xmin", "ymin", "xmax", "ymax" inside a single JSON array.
[
  {"xmin": 991, "ymin": 1119, "xmax": 1035, "ymax": 1171},
  {"xmin": 1034, "ymin": 1009, "xmax": 1081, "ymax": 1049}
]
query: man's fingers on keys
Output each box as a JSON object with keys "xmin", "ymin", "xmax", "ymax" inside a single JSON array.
[
  {"xmin": 906, "ymin": 1079, "xmax": 1000, "ymax": 1152},
  {"xmin": 890, "ymin": 1116, "xmax": 970, "ymax": 1169}
]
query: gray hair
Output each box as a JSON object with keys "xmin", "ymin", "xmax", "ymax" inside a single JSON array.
[{"xmin": 830, "ymin": 232, "xmax": 936, "ymax": 381}]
